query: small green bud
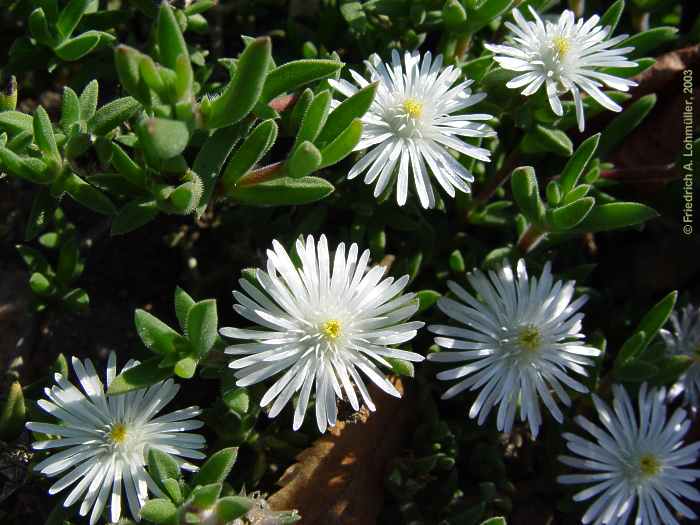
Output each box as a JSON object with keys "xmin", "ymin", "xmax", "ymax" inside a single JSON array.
[{"xmin": 0, "ymin": 76, "xmax": 18, "ymax": 111}]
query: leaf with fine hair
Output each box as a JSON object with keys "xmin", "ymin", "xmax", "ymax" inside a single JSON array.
[
  {"xmin": 206, "ymin": 37, "xmax": 271, "ymax": 129},
  {"xmin": 261, "ymin": 59, "xmax": 344, "ymax": 102}
]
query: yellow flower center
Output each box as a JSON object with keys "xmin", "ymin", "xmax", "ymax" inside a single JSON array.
[
  {"xmin": 639, "ymin": 454, "xmax": 661, "ymax": 477},
  {"xmin": 517, "ymin": 325, "xmax": 542, "ymax": 352},
  {"xmin": 402, "ymin": 98, "xmax": 423, "ymax": 118},
  {"xmin": 109, "ymin": 423, "xmax": 128, "ymax": 444},
  {"xmin": 552, "ymin": 36, "xmax": 571, "ymax": 57},
  {"xmin": 321, "ymin": 319, "xmax": 342, "ymax": 340}
]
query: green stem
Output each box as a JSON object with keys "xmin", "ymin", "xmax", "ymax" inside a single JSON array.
[{"xmin": 466, "ymin": 149, "xmax": 520, "ymax": 222}]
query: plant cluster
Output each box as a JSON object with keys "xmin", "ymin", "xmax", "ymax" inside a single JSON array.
[{"xmin": 0, "ymin": 1, "xmax": 698, "ymax": 525}]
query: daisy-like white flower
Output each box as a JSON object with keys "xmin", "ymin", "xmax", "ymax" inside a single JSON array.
[
  {"xmin": 330, "ymin": 50, "xmax": 495, "ymax": 209},
  {"xmin": 485, "ymin": 8, "xmax": 637, "ymax": 131},
  {"xmin": 219, "ymin": 234, "xmax": 424, "ymax": 433},
  {"xmin": 558, "ymin": 383, "xmax": 700, "ymax": 525},
  {"xmin": 26, "ymin": 353, "xmax": 206, "ymax": 525},
  {"xmin": 427, "ymin": 259, "xmax": 600, "ymax": 437},
  {"xmin": 660, "ymin": 304, "xmax": 700, "ymax": 408}
]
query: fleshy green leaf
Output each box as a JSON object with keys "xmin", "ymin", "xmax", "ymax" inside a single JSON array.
[
  {"xmin": 157, "ymin": 2, "xmax": 189, "ymax": 69},
  {"xmin": 316, "ymin": 82, "xmax": 376, "ymax": 146},
  {"xmin": 599, "ymin": 95, "xmax": 656, "ymax": 158},
  {"xmin": 79, "ymin": 79, "xmax": 99, "ymax": 121},
  {"xmin": 111, "ymin": 199, "xmax": 158, "ymax": 235},
  {"xmin": 417, "ymin": 290, "xmax": 440, "ymax": 313},
  {"xmin": 521, "ymin": 125, "xmax": 573, "ymax": 157},
  {"xmin": 318, "ymin": 118, "xmax": 362, "ymax": 168},
  {"xmin": 148, "ymin": 449, "xmax": 181, "ymax": 485},
  {"xmin": 192, "ymin": 123, "xmax": 249, "ymax": 217},
  {"xmin": 615, "ymin": 291, "xmax": 678, "ymax": 368},
  {"xmin": 293, "ymin": 90, "xmax": 332, "ymax": 149},
  {"xmin": 216, "ymin": 497, "xmax": 254, "ymax": 521},
  {"xmin": 191, "ymin": 447, "xmax": 238, "ymax": 487},
  {"xmin": 230, "ymin": 175, "xmax": 334, "ymax": 206},
  {"xmin": 623, "ymin": 27, "xmax": 678, "ymax": 59},
  {"xmin": 206, "ymin": 37, "xmax": 271, "ymax": 129},
  {"xmin": 465, "ymin": 0, "xmax": 514, "ymax": 34},
  {"xmin": 287, "ymin": 141, "xmax": 322, "ymax": 178},
  {"xmin": 56, "ymin": 234, "xmax": 80, "ymax": 284},
  {"xmin": 614, "ymin": 360, "xmax": 659, "ymax": 383},
  {"xmin": 64, "ymin": 172, "xmax": 117, "ymax": 215},
  {"xmin": 0, "ymin": 382, "xmax": 26, "ymax": 441},
  {"xmin": 56, "ymin": 0, "xmax": 91, "ymax": 38},
  {"xmin": 140, "ymin": 498, "xmax": 177, "ymax": 524},
  {"xmin": 107, "ymin": 356, "xmax": 173, "ymax": 395},
  {"xmin": 571, "ymin": 202, "xmax": 658, "ymax": 233},
  {"xmin": 88, "ymin": 96, "xmax": 141, "ymax": 135},
  {"xmin": 174, "ymin": 287, "xmax": 195, "ymax": 332},
  {"xmin": 511, "ymin": 166, "xmax": 545, "ymax": 225},
  {"xmin": 192, "ymin": 483, "xmax": 222, "ymax": 509},
  {"xmin": 261, "ymin": 59, "xmax": 344, "ymax": 102},
  {"xmin": 111, "ymin": 143, "xmax": 147, "ymax": 188},
  {"xmin": 614, "ymin": 331, "xmax": 647, "ymax": 367},
  {"xmin": 386, "ymin": 357, "xmax": 415, "ymax": 378},
  {"xmin": 33, "ymin": 106, "xmax": 60, "ymax": 164},
  {"xmin": 59, "ymin": 86, "xmax": 81, "ymax": 131},
  {"xmin": 221, "ymin": 119, "xmax": 278, "ymax": 190},
  {"xmin": 600, "ymin": 0, "xmax": 625, "ymax": 34},
  {"xmin": 186, "ymin": 299, "xmax": 218, "ymax": 356},
  {"xmin": 0, "ymin": 111, "xmax": 34, "ymax": 135},
  {"xmin": 135, "ymin": 309, "xmax": 187, "ymax": 355},
  {"xmin": 559, "ymin": 133, "xmax": 600, "ymax": 195},
  {"xmin": 54, "ymin": 31, "xmax": 101, "ymax": 61},
  {"xmin": 137, "ymin": 117, "xmax": 190, "ymax": 160},
  {"xmin": 115, "ymin": 45, "xmax": 151, "ymax": 105},
  {"xmin": 548, "ymin": 197, "xmax": 595, "ymax": 231},
  {"xmin": 174, "ymin": 356, "xmax": 197, "ymax": 378}
]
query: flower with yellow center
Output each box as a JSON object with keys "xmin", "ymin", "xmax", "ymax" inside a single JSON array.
[
  {"xmin": 329, "ymin": 50, "xmax": 495, "ymax": 209},
  {"xmin": 221, "ymin": 234, "xmax": 425, "ymax": 433},
  {"xmin": 429, "ymin": 259, "xmax": 599, "ymax": 438},
  {"xmin": 661, "ymin": 304, "xmax": 700, "ymax": 408},
  {"xmin": 559, "ymin": 383, "xmax": 700, "ymax": 525},
  {"xmin": 517, "ymin": 325, "xmax": 542, "ymax": 353},
  {"xmin": 638, "ymin": 454, "xmax": 662, "ymax": 478},
  {"xmin": 551, "ymin": 35, "xmax": 571, "ymax": 57},
  {"xmin": 402, "ymin": 98, "xmax": 423, "ymax": 118},
  {"xmin": 108, "ymin": 422, "xmax": 128, "ymax": 445},
  {"xmin": 321, "ymin": 319, "xmax": 342, "ymax": 340},
  {"xmin": 486, "ymin": 8, "xmax": 638, "ymax": 131},
  {"xmin": 26, "ymin": 352, "xmax": 206, "ymax": 525}
]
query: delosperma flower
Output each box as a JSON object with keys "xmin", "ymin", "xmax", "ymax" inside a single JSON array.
[
  {"xmin": 486, "ymin": 8, "xmax": 637, "ymax": 131},
  {"xmin": 428, "ymin": 259, "xmax": 600, "ymax": 437},
  {"xmin": 220, "ymin": 234, "xmax": 424, "ymax": 433},
  {"xmin": 26, "ymin": 353, "xmax": 205, "ymax": 525},
  {"xmin": 331, "ymin": 50, "xmax": 495, "ymax": 209},
  {"xmin": 558, "ymin": 383, "xmax": 700, "ymax": 525},
  {"xmin": 661, "ymin": 304, "xmax": 700, "ymax": 408}
]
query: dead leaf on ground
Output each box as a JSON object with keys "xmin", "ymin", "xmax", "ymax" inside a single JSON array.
[
  {"xmin": 268, "ymin": 377, "xmax": 414, "ymax": 525},
  {"xmin": 605, "ymin": 44, "xmax": 700, "ymax": 190}
]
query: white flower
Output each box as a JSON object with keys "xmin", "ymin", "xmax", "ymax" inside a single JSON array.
[
  {"xmin": 219, "ymin": 234, "xmax": 424, "ymax": 433},
  {"xmin": 660, "ymin": 304, "xmax": 700, "ymax": 408},
  {"xmin": 427, "ymin": 259, "xmax": 600, "ymax": 437},
  {"xmin": 26, "ymin": 353, "xmax": 206, "ymax": 525},
  {"xmin": 485, "ymin": 8, "xmax": 637, "ymax": 132},
  {"xmin": 330, "ymin": 50, "xmax": 495, "ymax": 209},
  {"xmin": 558, "ymin": 383, "xmax": 700, "ymax": 525}
]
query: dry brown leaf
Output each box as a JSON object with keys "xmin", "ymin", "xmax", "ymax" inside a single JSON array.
[
  {"xmin": 605, "ymin": 44, "xmax": 700, "ymax": 190},
  {"xmin": 268, "ymin": 377, "xmax": 414, "ymax": 525}
]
